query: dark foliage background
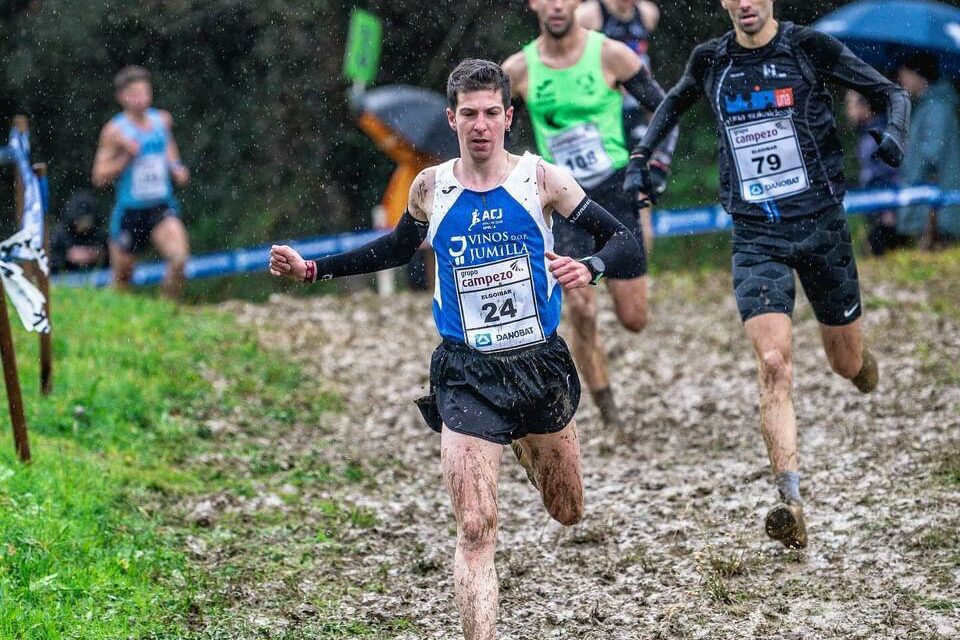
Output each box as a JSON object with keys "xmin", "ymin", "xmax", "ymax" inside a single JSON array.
[{"xmin": 0, "ymin": 1, "xmax": 849, "ymax": 251}]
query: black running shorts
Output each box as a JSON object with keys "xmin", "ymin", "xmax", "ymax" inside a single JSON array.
[
  {"xmin": 114, "ymin": 204, "xmax": 178, "ymax": 254},
  {"xmin": 732, "ymin": 205, "xmax": 862, "ymax": 326},
  {"xmin": 415, "ymin": 334, "xmax": 581, "ymax": 445},
  {"xmin": 552, "ymin": 168, "xmax": 647, "ymax": 278}
]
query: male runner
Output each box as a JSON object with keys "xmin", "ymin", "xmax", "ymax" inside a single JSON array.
[
  {"xmin": 270, "ymin": 59, "xmax": 641, "ymax": 640},
  {"xmin": 503, "ymin": 0, "xmax": 674, "ymax": 437},
  {"xmin": 92, "ymin": 65, "xmax": 190, "ymax": 298},
  {"xmin": 630, "ymin": 0, "xmax": 910, "ymax": 548},
  {"xmin": 576, "ymin": 0, "xmax": 666, "ymax": 255}
]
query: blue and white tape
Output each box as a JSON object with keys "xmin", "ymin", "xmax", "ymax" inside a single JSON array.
[{"xmin": 53, "ymin": 186, "xmax": 960, "ymax": 288}]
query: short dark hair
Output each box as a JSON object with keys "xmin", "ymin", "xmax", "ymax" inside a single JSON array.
[
  {"xmin": 902, "ymin": 53, "xmax": 940, "ymax": 84},
  {"xmin": 447, "ymin": 59, "xmax": 511, "ymax": 110},
  {"xmin": 114, "ymin": 65, "xmax": 152, "ymax": 92}
]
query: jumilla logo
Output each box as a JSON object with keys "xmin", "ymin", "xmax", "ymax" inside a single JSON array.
[
  {"xmin": 448, "ymin": 231, "xmax": 528, "ymax": 264},
  {"xmin": 469, "ymin": 207, "xmax": 503, "ymax": 232}
]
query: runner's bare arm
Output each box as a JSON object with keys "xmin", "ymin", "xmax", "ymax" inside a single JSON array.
[
  {"xmin": 605, "ymin": 36, "xmax": 678, "ymax": 171},
  {"xmin": 538, "ymin": 160, "xmax": 641, "ymax": 285},
  {"xmin": 575, "ymin": 0, "xmax": 603, "ymax": 30},
  {"xmin": 269, "ymin": 169, "xmax": 432, "ymax": 282},
  {"xmin": 161, "ymin": 110, "xmax": 190, "ymax": 186},
  {"xmin": 91, "ymin": 123, "xmax": 134, "ymax": 188},
  {"xmin": 501, "ymin": 51, "xmax": 528, "ymax": 102},
  {"xmin": 638, "ymin": 0, "xmax": 660, "ymax": 31},
  {"xmin": 602, "ymin": 38, "xmax": 644, "ymax": 90}
]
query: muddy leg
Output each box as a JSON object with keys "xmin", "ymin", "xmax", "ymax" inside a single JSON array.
[
  {"xmin": 514, "ymin": 420, "xmax": 584, "ymax": 525},
  {"xmin": 441, "ymin": 426, "xmax": 502, "ymax": 640},
  {"xmin": 744, "ymin": 313, "xmax": 798, "ymax": 476}
]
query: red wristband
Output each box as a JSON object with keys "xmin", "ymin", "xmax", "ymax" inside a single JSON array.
[{"xmin": 303, "ymin": 260, "xmax": 317, "ymax": 284}]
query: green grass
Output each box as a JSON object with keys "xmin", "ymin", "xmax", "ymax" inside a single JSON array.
[{"xmin": 0, "ymin": 286, "xmax": 339, "ymax": 638}]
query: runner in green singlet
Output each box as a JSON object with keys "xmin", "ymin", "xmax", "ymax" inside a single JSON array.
[{"xmin": 503, "ymin": 0, "xmax": 672, "ymax": 442}]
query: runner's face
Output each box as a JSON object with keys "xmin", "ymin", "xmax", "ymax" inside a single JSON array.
[
  {"xmin": 844, "ymin": 91, "xmax": 871, "ymax": 126},
  {"xmin": 897, "ymin": 67, "xmax": 927, "ymax": 98},
  {"xmin": 447, "ymin": 89, "xmax": 513, "ymax": 162},
  {"xmin": 721, "ymin": 0, "xmax": 774, "ymax": 35},
  {"xmin": 530, "ymin": 0, "xmax": 580, "ymax": 39},
  {"xmin": 117, "ymin": 80, "xmax": 153, "ymax": 112}
]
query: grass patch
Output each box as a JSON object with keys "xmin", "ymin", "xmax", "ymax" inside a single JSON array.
[
  {"xmin": 0, "ymin": 286, "xmax": 339, "ymax": 638},
  {"xmin": 938, "ymin": 447, "xmax": 960, "ymax": 486}
]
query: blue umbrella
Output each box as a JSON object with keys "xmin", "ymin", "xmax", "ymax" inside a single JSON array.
[{"xmin": 814, "ymin": 0, "xmax": 960, "ymax": 76}]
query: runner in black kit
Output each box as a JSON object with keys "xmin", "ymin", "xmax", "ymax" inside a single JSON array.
[{"xmin": 629, "ymin": 0, "xmax": 910, "ymax": 549}]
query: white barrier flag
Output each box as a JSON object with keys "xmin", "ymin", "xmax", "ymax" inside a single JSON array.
[
  {"xmin": 0, "ymin": 228, "xmax": 50, "ymax": 333},
  {"xmin": 7, "ymin": 129, "xmax": 49, "ymax": 275}
]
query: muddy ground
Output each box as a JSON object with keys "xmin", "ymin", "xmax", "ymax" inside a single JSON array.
[{"xmin": 199, "ymin": 263, "xmax": 958, "ymax": 639}]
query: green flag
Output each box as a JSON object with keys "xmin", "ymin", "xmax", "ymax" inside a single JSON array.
[{"xmin": 343, "ymin": 8, "xmax": 383, "ymax": 85}]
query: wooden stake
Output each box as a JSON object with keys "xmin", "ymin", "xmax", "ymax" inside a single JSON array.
[
  {"xmin": 32, "ymin": 162, "xmax": 52, "ymax": 395},
  {"xmin": 3, "ymin": 115, "xmax": 32, "ymax": 461},
  {"xmin": 0, "ymin": 278, "xmax": 30, "ymax": 463}
]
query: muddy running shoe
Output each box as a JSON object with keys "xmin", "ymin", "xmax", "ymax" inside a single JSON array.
[
  {"xmin": 592, "ymin": 386, "xmax": 625, "ymax": 431},
  {"xmin": 510, "ymin": 441, "xmax": 539, "ymax": 491},
  {"xmin": 851, "ymin": 347, "xmax": 879, "ymax": 394},
  {"xmin": 765, "ymin": 502, "xmax": 807, "ymax": 549}
]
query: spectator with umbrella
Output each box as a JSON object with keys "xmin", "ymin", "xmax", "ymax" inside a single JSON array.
[
  {"xmin": 897, "ymin": 53, "xmax": 960, "ymax": 247},
  {"xmin": 815, "ymin": 0, "xmax": 960, "ymax": 247}
]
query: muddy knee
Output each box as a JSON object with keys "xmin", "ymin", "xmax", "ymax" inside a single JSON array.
[
  {"xmin": 759, "ymin": 348, "xmax": 793, "ymax": 391},
  {"xmin": 458, "ymin": 510, "xmax": 498, "ymax": 552},
  {"xmin": 548, "ymin": 499, "xmax": 584, "ymax": 527},
  {"xmin": 543, "ymin": 489, "xmax": 584, "ymax": 526},
  {"xmin": 616, "ymin": 305, "xmax": 648, "ymax": 333},
  {"xmin": 827, "ymin": 352, "xmax": 862, "ymax": 380}
]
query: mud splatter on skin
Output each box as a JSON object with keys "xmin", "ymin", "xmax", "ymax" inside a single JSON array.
[{"xmin": 216, "ymin": 266, "xmax": 959, "ymax": 639}]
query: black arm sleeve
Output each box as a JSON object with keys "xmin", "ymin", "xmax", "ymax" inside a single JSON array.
[
  {"xmin": 314, "ymin": 210, "xmax": 428, "ymax": 280},
  {"xmin": 621, "ymin": 67, "xmax": 666, "ymax": 113},
  {"xmin": 622, "ymin": 68, "xmax": 679, "ymax": 164},
  {"xmin": 636, "ymin": 43, "xmax": 712, "ymax": 156},
  {"xmin": 564, "ymin": 197, "xmax": 640, "ymax": 279},
  {"xmin": 796, "ymin": 27, "xmax": 911, "ymax": 150}
]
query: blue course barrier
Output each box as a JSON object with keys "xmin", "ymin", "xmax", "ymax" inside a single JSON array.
[{"xmin": 53, "ymin": 186, "xmax": 959, "ymax": 288}]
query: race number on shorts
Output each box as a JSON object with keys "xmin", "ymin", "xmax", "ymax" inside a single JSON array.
[
  {"xmin": 727, "ymin": 116, "xmax": 809, "ymax": 202},
  {"xmin": 548, "ymin": 123, "xmax": 614, "ymax": 189},
  {"xmin": 455, "ymin": 255, "xmax": 546, "ymax": 353},
  {"xmin": 131, "ymin": 155, "xmax": 170, "ymax": 201}
]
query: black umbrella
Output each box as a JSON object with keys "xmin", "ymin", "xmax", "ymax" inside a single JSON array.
[{"xmin": 357, "ymin": 85, "xmax": 459, "ymax": 160}]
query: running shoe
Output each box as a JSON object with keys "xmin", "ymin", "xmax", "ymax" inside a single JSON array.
[
  {"xmin": 510, "ymin": 441, "xmax": 539, "ymax": 491},
  {"xmin": 852, "ymin": 347, "xmax": 879, "ymax": 393},
  {"xmin": 765, "ymin": 501, "xmax": 807, "ymax": 549}
]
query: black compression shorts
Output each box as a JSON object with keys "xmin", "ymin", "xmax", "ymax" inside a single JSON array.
[
  {"xmin": 415, "ymin": 334, "xmax": 581, "ymax": 445},
  {"xmin": 732, "ymin": 205, "xmax": 861, "ymax": 326},
  {"xmin": 552, "ymin": 168, "xmax": 647, "ymax": 278},
  {"xmin": 113, "ymin": 204, "xmax": 178, "ymax": 254}
]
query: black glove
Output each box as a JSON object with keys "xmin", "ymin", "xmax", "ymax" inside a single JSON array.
[
  {"xmin": 869, "ymin": 129, "xmax": 904, "ymax": 168},
  {"xmin": 647, "ymin": 161, "xmax": 670, "ymax": 199},
  {"xmin": 624, "ymin": 149, "xmax": 668, "ymax": 204}
]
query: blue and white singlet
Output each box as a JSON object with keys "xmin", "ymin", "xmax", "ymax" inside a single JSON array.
[
  {"xmin": 109, "ymin": 108, "xmax": 177, "ymax": 234},
  {"xmin": 428, "ymin": 152, "xmax": 561, "ymax": 353}
]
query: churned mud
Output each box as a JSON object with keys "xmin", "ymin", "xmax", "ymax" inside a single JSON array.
[{"xmin": 204, "ymin": 260, "xmax": 958, "ymax": 639}]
